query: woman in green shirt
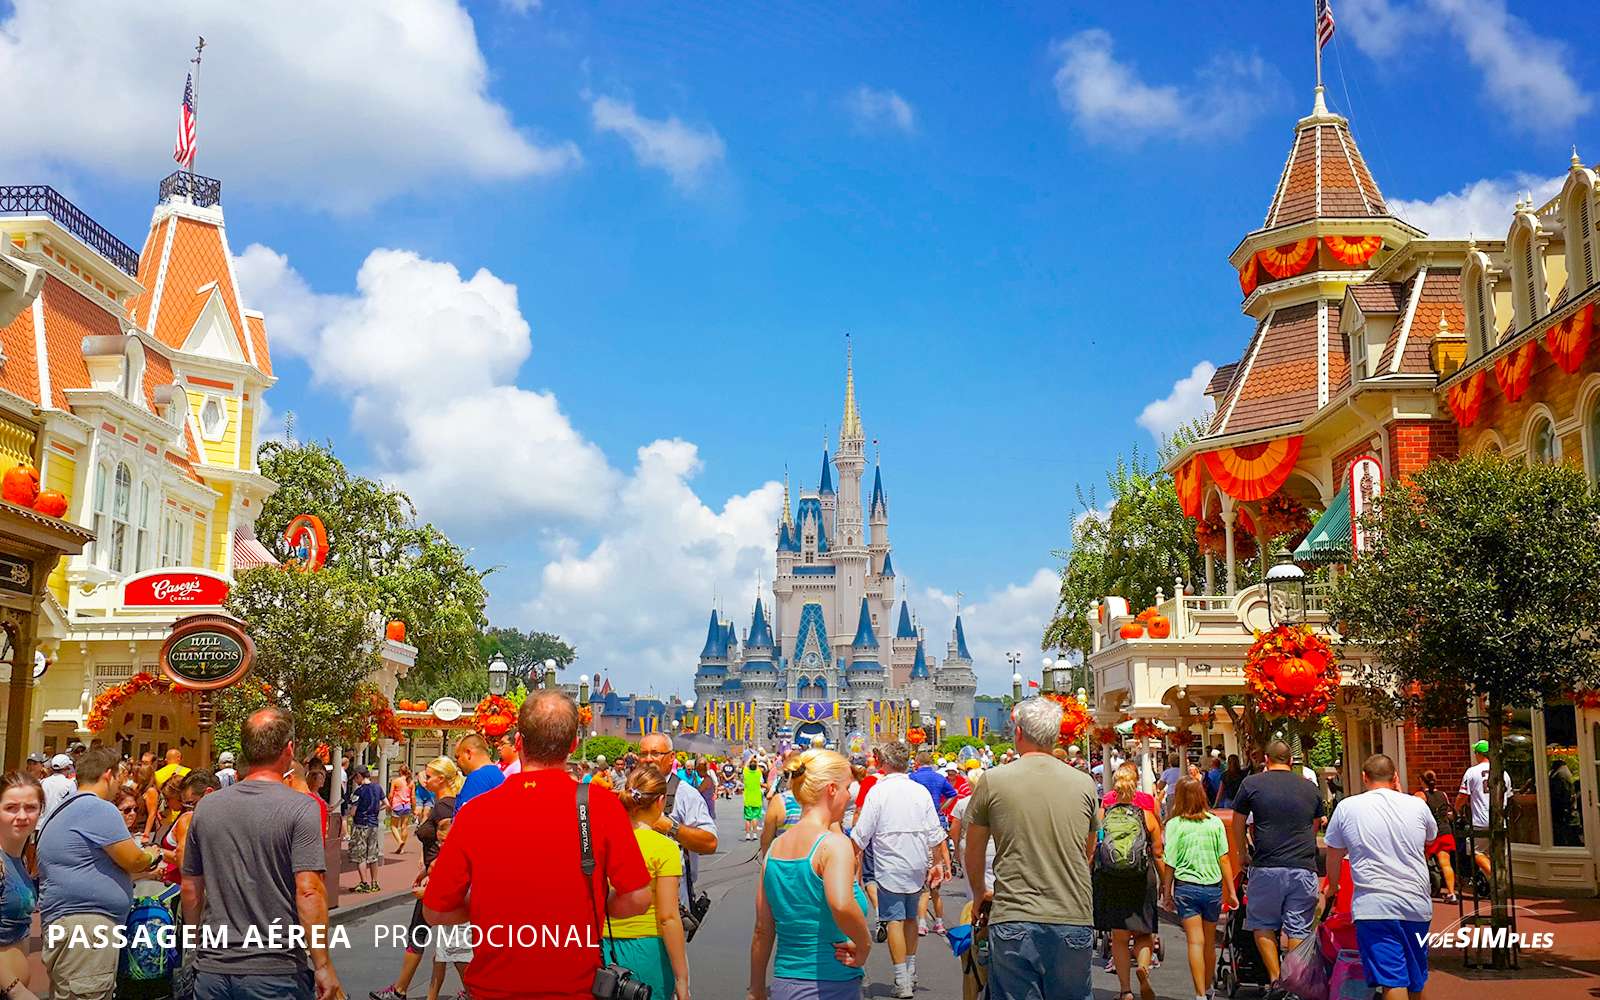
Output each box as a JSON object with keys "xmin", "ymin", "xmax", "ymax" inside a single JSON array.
[{"xmin": 1160, "ymin": 776, "xmax": 1237, "ymax": 1000}]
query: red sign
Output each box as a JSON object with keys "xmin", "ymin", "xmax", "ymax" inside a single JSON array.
[{"xmin": 123, "ymin": 569, "xmax": 231, "ymax": 608}]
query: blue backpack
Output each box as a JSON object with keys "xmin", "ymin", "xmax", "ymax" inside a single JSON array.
[{"xmin": 119, "ymin": 883, "xmax": 181, "ymax": 981}]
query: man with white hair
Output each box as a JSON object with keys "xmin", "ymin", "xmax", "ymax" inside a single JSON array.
[{"xmin": 965, "ymin": 697, "xmax": 1099, "ymax": 1000}]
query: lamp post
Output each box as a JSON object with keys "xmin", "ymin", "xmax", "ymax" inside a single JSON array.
[
  {"xmin": 579, "ymin": 674, "xmax": 590, "ymax": 706},
  {"xmin": 1266, "ymin": 548, "xmax": 1308, "ymax": 627},
  {"xmin": 1012, "ymin": 672, "xmax": 1023, "ymax": 702},
  {"xmin": 487, "ymin": 653, "xmax": 509, "ymax": 697},
  {"xmin": 542, "ymin": 658, "xmax": 558, "ymax": 690},
  {"xmin": 1004, "ymin": 650, "xmax": 1022, "ymax": 691},
  {"xmin": 910, "ymin": 698, "xmax": 921, "ymax": 730},
  {"xmin": 1042, "ymin": 656, "xmax": 1055, "ymax": 694}
]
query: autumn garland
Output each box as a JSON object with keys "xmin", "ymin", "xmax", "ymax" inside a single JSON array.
[
  {"xmin": 578, "ymin": 704, "xmax": 594, "ymax": 728},
  {"xmin": 1129, "ymin": 718, "xmax": 1163, "ymax": 742},
  {"xmin": 1195, "ymin": 513, "xmax": 1260, "ymax": 560},
  {"xmin": 1259, "ymin": 493, "xmax": 1312, "ymax": 543},
  {"xmin": 906, "ymin": 727, "xmax": 928, "ymax": 746},
  {"xmin": 1091, "ymin": 726, "xmax": 1120, "ymax": 747},
  {"xmin": 1169, "ymin": 730, "xmax": 1198, "ymax": 748},
  {"xmin": 87, "ymin": 672, "xmax": 184, "ymax": 732},
  {"xmin": 1043, "ymin": 692, "xmax": 1092, "ymax": 746},
  {"xmin": 1244, "ymin": 624, "xmax": 1341, "ymax": 720}
]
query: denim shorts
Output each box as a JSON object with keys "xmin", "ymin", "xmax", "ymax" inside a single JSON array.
[
  {"xmin": 1173, "ymin": 880, "xmax": 1223, "ymax": 923},
  {"xmin": 1243, "ymin": 867, "xmax": 1321, "ymax": 938},
  {"xmin": 877, "ymin": 889, "xmax": 923, "ymax": 922},
  {"xmin": 988, "ymin": 922, "xmax": 1093, "ymax": 1000}
]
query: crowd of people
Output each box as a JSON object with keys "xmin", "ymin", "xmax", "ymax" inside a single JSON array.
[{"xmin": 0, "ymin": 692, "xmax": 1508, "ymax": 1000}]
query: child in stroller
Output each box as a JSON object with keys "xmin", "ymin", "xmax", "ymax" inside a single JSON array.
[{"xmin": 1214, "ymin": 867, "xmax": 1272, "ymax": 996}]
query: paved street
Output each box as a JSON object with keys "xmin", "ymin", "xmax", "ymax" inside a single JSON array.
[{"xmin": 334, "ymin": 799, "xmax": 1202, "ymax": 999}]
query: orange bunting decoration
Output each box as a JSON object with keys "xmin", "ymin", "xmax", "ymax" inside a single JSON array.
[
  {"xmin": 1546, "ymin": 304, "xmax": 1594, "ymax": 375},
  {"xmin": 1256, "ymin": 239, "xmax": 1318, "ymax": 280},
  {"xmin": 1493, "ymin": 340, "xmax": 1536, "ymax": 403},
  {"xmin": 1322, "ymin": 235, "xmax": 1383, "ymax": 267},
  {"xmin": 1445, "ymin": 371, "xmax": 1486, "ymax": 428},
  {"xmin": 1043, "ymin": 692, "xmax": 1092, "ymax": 746},
  {"xmin": 1174, "ymin": 458, "xmax": 1204, "ymax": 519},
  {"xmin": 1573, "ymin": 690, "xmax": 1600, "ymax": 710},
  {"xmin": 1244, "ymin": 625, "xmax": 1340, "ymax": 721},
  {"xmin": 1201, "ymin": 436, "xmax": 1303, "ymax": 502},
  {"xmin": 1239, "ymin": 256, "xmax": 1260, "ymax": 297}
]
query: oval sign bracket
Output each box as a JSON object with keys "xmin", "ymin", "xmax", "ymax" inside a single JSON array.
[{"xmin": 160, "ymin": 613, "xmax": 254, "ymax": 691}]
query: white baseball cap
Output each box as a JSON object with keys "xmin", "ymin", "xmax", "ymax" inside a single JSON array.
[
  {"xmin": 218, "ymin": 751, "xmax": 235, "ymax": 765},
  {"xmin": 50, "ymin": 753, "xmax": 73, "ymax": 772}
]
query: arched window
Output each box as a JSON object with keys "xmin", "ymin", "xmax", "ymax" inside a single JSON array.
[
  {"xmin": 135, "ymin": 481, "xmax": 154, "ymax": 572},
  {"xmin": 110, "ymin": 462, "xmax": 132, "ymax": 573},
  {"xmin": 1566, "ymin": 180, "xmax": 1597, "ymax": 294},
  {"xmin": 1588, "ymin": 397, "xmax": 1600, "ymax": 483},
  {"xmin": 1529, "ymin": 416, "xmax": 1561, "ymax": 465},
  {"xmin": 1463, "ymin": 251, "xmax": 1496, "ymax": 354},
  {"xmin": 91, "ymin": 462, "xmax": 110, "ymax": 567},
  {"xmin": 1511, "ymin": 224, "xmax": 1547, "ymax": 331}
]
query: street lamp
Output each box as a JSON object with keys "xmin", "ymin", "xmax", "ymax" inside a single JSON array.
[
  {"xmin": 1012, "ymin": 672, "xmax": 1023, "ymax": 701},
  {"xmin": 543, "ymin": 658, "xmax": 558, "ymax": 689},
  {"xmin": 910, "ymin": 698, "xmax": 921, "ymax": 729},
  {"xmin": 1266, "ymin": 548, "xmax": 1307, "ymax": 627},
  {"xmin": 1042, "ymin": 656, "xmax": 1055, "ymax": 694},
  {"xmin": 487, "ymin": 653, "xmax": 509, "ymax": 696},
  {"xmin": 579, "ymin": 674, "xmax": 591, "ymax": 705}
]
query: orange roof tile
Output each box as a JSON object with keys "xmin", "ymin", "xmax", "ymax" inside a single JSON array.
[
  {"xmin": 133, "ymin": 215, "xmax": 253, "ymax": 365},
  {"xmin": 0, "ymin": 302, "xmax": 42, "ymax": 405},
  {"xmin": 1349, "ymin": 282, "xmax": 1407, "ymax": 315},
  {"xmin": 1212, "ymin": 302, "xmax": 1323, "ymax": 435},
  {"xmin": 245, "ymin": 313, "xmax": 273, "ymax": 377},
  {"xmin": 1264, "ymin": 117, "xmax": 1387, "ymax": 227},
  {"xmin": 37, "ymin": 276, "xmax": 110, "ymax": 409},
  {"xmin": 126, "ymin": 217, "xmax": 168, "ymax": 329}
]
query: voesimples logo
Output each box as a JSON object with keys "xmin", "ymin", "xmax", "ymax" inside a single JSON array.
[{"xmin": 1416, "ymin": 927, "xmax": 1554, "ymax": 949}]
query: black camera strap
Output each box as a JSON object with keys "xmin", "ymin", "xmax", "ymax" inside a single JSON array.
[
  {"xmin": 576, "ymin": 782, "xmax": 619, "ymax": 966},
  {"xmin": 664, "ymin": 774, "xmax": 696, "ymax": 902}
]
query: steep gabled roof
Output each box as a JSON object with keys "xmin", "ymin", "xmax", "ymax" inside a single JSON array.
[
  {"xmin": 1349, "ymin": 282, "xmax": 1408, "ymax": 315},
  {"xmin": 910, "ymin": 640, "xmax": 929, "ymax": 679},
  {"xmin": 747, "ymin": 597, "xmax": 774, "ymax": 649},
  {"xmin": 129, "ymin": 212, "xmax": 263, "ymax": 372},
  {"xmin": 952, "ymin": 616, "xmax": 971, "ymax": 660},
  {"xmin": 1210, "ymin": 301, "xmax": 1344, "ymax": 436},
  {"xmin": 1263, "ymin": 99, "xmax": 1387, "ymax": 228},
  {"xmin": 1205, "ymin": 362, "xmax": 1238, "ymax": 398},
  {"xmin": 1376, "ymin": 269, "xmax": 1461, "ymax": 376},
  {"xmin": 818, "ymin": 448, "xmax": 833, "ymax": 495}
]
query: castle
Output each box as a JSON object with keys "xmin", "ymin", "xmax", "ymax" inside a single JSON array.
[{"xmin": 693, "ymin": 353, "xmax": 978, "ymax": 748}]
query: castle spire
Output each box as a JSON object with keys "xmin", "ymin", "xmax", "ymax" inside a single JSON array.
[
  {"xmin": 840, "ymin": 337, "xmax": 863, "ymax": 444},
  {"xmin": 782, "ymin": 467, "xmax": 793, "ymax": 527}
]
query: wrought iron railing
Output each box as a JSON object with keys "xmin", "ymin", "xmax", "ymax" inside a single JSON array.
[
  {"xmin": 158, "ymin": 171, "xmax": 222, "ymax": 209},
  {"xmin": 0, "ymin": 185, "xmax": 140, "ymax": 276}
]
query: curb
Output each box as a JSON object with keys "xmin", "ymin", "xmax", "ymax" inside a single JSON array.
[{"xmin": 331, "ymin": 888, "xmax": 414, "ymax": 926}]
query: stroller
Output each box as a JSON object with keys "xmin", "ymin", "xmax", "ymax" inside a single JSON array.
[{"xmin": 1215, "ymin": 868, "xmax": 1272, "ymax": 996}]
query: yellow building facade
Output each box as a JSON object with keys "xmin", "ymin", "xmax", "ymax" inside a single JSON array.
[{"xmin": 0, "ymin": 173, "xmax": 277, "ymax": 760}]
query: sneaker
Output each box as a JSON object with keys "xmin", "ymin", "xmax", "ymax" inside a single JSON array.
[
  {"xmin": 893, "ymin": 973, "xmax": 914, "ymax": 999},
  {"xmin": 917, "ymin": 920, "xmax": 928, "ymax": 936},
  {"xmin": 874, "ymin": 921, "xmax": 888, "ymax": 943},
  {"xmin": 369, "ymin": 989, "xmax": 405, "ymax": 1000},
  {"xmin": 932, "ymin": 919, "xmax": 946, "ymax": 934}
]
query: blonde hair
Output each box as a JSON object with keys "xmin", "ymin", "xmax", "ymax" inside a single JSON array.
[
  {"xmin": 425, "ymin": 756, "xmax": 465, "ymax": 797},
  {"xmin": 785, "ymin": 748, "xmax": 851, "ymax": 807},
  {"xmin": 1112, "ymin": 762, "xmax": 1138, "ymax": 804}
]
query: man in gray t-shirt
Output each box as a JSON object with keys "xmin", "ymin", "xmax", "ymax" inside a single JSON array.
[{"xmin": 181, "ymin": 708, "xmax": 341, "ymax": 1000}]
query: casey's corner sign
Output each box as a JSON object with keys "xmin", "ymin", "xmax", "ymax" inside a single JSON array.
[
  {"xmin": 123, "ymin": 569, "xmax": 231, "ymax": 609},
  {"xmin": 159, "ymin": 614, "xmax": 254, "ymax": 690}
]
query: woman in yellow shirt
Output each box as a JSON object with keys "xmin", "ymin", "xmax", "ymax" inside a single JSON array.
[{"xmin": 607, "ymin": 765, "xmax": 690, "ymax": 999}]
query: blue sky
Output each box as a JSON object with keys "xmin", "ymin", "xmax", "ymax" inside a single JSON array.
[{"xmin": 2, "ymin": 0, "xmax": 1593, "ymax": 695}]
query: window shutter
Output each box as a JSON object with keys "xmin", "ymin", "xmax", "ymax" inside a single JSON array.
[
  {"xmin": 1581, "ymin": 196, "xmax": 1595, "ymax": 288},
  {"xmin": 1522, "ymin": 239, "xmax": 1539, "ymax": 323}
]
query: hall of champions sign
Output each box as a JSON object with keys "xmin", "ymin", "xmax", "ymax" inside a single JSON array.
[{"xmin": 159, "ymin": 614, "xmax": 254, "ymax": 690}]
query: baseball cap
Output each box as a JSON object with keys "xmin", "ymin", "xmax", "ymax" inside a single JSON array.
[
  {"xmin": 1473, "ymin": 739, "xmax": 1490, "ymax": 754},
  {"xmin": 50, "ymin": 753, "xmax": 73, "ymax": 772},
  {"xmin": 218, "ymin": 752, "xmax": 235, "ymax": 765},
  {"xmin": 26, "ymin": 752, "xmax": 46, "ymax": 764},
  {"xmin": 351, "ymin": 764, "xmax": 370, "ymax": 778}
]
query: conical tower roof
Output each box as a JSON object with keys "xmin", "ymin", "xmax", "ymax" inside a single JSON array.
[
  {"xmin": 851, "ymin": 597, "xmax": 879, "ymax": 650},
  {"xmin": 1262, "ymin": 89, "xmax": 1387, "ymax": 227}
]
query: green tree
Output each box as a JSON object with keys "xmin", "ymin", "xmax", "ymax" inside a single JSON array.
[
  {"xmin": 218, "ymin": 566, "xmax": 382, "ymax": 752},
  {"xmin": 579, "ymin": 736, "xmax": 635, "ymax": 762},
  {"xmin": 1328, "ymin": 453, "xmax": 1600, "ymax": 963},
  {"xmin": 255, "ymin": 439, "xmax": 490, "ymax": 692},
  {"xmin": 478, "ymin": 627, "xmax": 577, "ymax": 682}
]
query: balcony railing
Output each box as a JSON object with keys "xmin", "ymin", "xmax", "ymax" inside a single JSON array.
[
  {"xmin": 0, "ymin": 185, "xmax": 139, "ymax": 276},
  {"xmin": 158, "ymin": 171, "xmax": 221, "ymax": 209}
]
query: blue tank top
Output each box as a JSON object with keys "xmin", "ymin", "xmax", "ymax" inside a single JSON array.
[
  {"xmin": 0, "ymin": 850, "xmax": 36, "ymax": 947},
  {"xmin": 763, "ymin": 833, "xmax": 870, "ymax": 982}
]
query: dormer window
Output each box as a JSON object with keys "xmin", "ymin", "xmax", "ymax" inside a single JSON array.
[
  {"xmin": 1463, "ymin": 251, "xmax": 1496, "ymax": 357},
  {"xmin": 1510, "ymin": 221, "xmax": 1547, "ymax": 332},
  {"xmin": 1564, "ymin": 171, "xmax": 1598, "ymax": 294},
  {"xmin": 199, "ymin": 395, "xmax": 227, "ymax": 441}
]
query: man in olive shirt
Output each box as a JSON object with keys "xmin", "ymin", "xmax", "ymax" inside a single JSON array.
[{"xmin": 965, "ymin": 698, "xmax": 1099, "ymax": 1000}]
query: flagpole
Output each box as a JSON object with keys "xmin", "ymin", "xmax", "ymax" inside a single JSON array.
[
  {"xmin": 1314, "ymin": 2, "xmax": 1322, "ymax": 90},
  {"xmin": 189, "ymin": 36, "xmax": 206, "ymax": 175}
]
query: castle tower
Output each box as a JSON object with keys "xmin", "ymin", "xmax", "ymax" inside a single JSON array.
[
  {"xmin": 907, "ymin": 636, "xmax": 935, "ymax": 724},
  {"xmin": 845, "ymin": 596, "xmax": 886, "ymax": 697},
  {"xmin": 818, "ymin": 446, "xmax": 836, "ymax": 543},
  {"xmin": 889, "ymin": 599, "xmax": 918, "ymax": 690},
  {"xmin": 936, "ymin": 611, "xmax": 978, "ymax": 732},
  {"xmin": 831, "ymin": 346, "xmax": 870, "ymax": 664},
  {"xmin": 693, "ymin": 606, "xmax": 730, "ymax": 707}
]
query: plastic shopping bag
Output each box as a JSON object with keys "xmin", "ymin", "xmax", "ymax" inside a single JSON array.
[{"xmin": 1274, "ymin": 929, "xmax": 1334, "ymax": 1000}]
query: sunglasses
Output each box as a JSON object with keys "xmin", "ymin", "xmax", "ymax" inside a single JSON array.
[{"xmin": 119, "ymin": 805, "xmax": 138, "ymax": 814}]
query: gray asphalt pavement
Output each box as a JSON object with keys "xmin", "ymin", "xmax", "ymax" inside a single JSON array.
[{"xmin": 333, "ymin": 796, "xmax": 1209, "ymax": 999}]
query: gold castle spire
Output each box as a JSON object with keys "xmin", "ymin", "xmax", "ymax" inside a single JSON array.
[
  {"xmin": 841, "ymin": 337, "xmax": 863, "ymax": 442},
  {"xmin": 782, "ymin": 467, "xmax": 794, "ymax": 527}
]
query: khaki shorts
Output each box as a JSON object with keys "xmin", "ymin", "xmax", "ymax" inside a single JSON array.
[{"xmin": 42, "ymin": 913, "xmax": 120, "ymax": 1000}]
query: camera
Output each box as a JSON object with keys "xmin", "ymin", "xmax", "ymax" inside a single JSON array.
[
  {"xmin": 679, "ymin": 891, "xmax": 711, "ymax": 942},
  {"xmin": 592, "ymin": 964, "xmax": 652, "ymax": 1000}
]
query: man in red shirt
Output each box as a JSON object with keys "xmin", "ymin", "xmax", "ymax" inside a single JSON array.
[{"xmin": 423, "ymin": 691, "xmax": 652, "ymax": 999}]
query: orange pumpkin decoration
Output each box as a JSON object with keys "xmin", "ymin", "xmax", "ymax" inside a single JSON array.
[
  {"xmin": 386, "ymin": 620, "xmax": 407, "ymax": 642},
  {"xmin": 1096, "ymin": 603, "xmax": 1104, "ymax": 623},
  {"xmin": 1276, "ymin": 656, "xmax": 1321, "ymax": 696},
  {"xmin": 32, "ymin": 489, "xmax": 68, "ymax": 518},
  {"xmin": 1135, "ymin": 607, "xmax": 1157, "ymax": 623},
  {"xmin": 2, "ymin": 465, "xmax": 39, "ymax": 507},
  {"xmin": 1146, "ymin": 614, "xmax": 1171, "ymax": 639},
  {"xmin": 1119, "ymin": 622, "xmax": 1145, "ymax": 640}
]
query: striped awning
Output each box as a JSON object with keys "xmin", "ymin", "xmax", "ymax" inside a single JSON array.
[
  {"xmin": 1294, "ymin": 481, "xmax": 1351, "ymax": 564},
  {"xmin": 232, "ymin": 526, "xmax": 279, "ymax": 572}
]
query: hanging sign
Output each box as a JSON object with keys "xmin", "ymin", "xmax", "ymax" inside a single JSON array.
[
  {"xmin": 787, "ymin": 701, "xmax": 834, "ymax": 722},
  {"xmin": 160, "ymin": 613, "xmax": 253, "ymax": 690},
  {"xmin": 431, "ymin": 697, "xmax": 464, "ymax": 722},
  {"xmin": 123, "ymin": 569, "xmax": 231, "ymax": 608},
  {"xmin": 1347, "ymin": 454, "xmax": 1383, "ymax": 558}
]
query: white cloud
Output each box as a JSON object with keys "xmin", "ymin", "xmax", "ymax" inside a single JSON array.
[
  {"xmin": 915, "ymin": 570, "xmax": 1063, "ymax": 695},
  {"xmin": 847, "ymin": 87, "xmax": 916, "ymax": 135},
  {"xmin": 530, "ymin": 441, "xmax": 782, "ymax": 686},
  {"xmin": 590, "ymin": 96, "xmax": 725, "ymax": 190},
  {"xmin": 0, "ymin": 0, "xmax": 580, "ymax": 212},
  {"xmin": 501, "ymin": 0, "xmax": 541, "ymax": 11},
  {"xmin": 1341, "ymin": 0, "xmax": 1590, "ymax": 131},
  {"xmin": 1389, "ymin": 173, "xmax": 1564, "ymax": 237},
  {"xmin": 1050, "ymin": 30, "xmax": 1273, "ymax": 143},
  {"xmin": 1137, "ymin": 361, "xmax": 1216, "ymax": 443}
]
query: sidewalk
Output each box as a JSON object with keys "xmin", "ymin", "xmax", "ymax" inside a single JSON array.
[{"xmin": 1425, "ymin": 894, "xmax": 1600, "ymax": 998}]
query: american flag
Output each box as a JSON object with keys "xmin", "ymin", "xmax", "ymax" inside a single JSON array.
[
  {"xmin": 1317, "ymin": 0, "xmax": 1337, "ymax": 48},
  {"xmin": 172, "ymin": 73, "xmax": 197, "ymax": 170}
]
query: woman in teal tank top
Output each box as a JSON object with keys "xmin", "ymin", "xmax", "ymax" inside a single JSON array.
[{"xmin": 749, "ymin": 749, "xmax": 871, "ymax": 1000}]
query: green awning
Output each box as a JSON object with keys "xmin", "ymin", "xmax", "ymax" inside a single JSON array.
[{"xmin": 1294, "ymin": 480, "xmax": 1351, "ymax": 564}]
